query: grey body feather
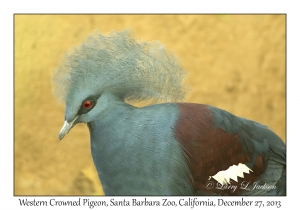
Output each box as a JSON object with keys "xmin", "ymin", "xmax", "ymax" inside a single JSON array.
[{"xmin": 88, "ymin": 93, "xmax": 192, "ymax": 195}]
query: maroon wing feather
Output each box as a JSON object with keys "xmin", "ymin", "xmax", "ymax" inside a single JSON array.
[{"xmin": 174, "ymin": 103, "xmax": 268, "ymax": 195}]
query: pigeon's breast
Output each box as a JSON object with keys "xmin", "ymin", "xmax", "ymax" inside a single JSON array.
[{"xmin": 88, "ymin": 103, "xmax": 192, "ymax": 195}]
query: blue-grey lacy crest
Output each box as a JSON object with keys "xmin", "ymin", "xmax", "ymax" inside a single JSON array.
[{"xmin": 52, "ymin": 30, "xmax": 188, "ymax": 105}]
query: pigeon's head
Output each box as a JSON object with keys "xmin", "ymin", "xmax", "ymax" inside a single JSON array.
[{"xmin": 52, "ymin": 30, "xmax": 187, "ymax": 140}]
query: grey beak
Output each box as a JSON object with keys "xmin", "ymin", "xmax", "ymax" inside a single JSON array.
[{"xmin": 58, "ymin": 116, "xmax": 78, "ymax": 140}]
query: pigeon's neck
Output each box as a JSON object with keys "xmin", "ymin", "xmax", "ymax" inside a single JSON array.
[
  {"xmin": 88, "ymin": 92, "xmax": 134, "ymax": 127},
  {"xmin": 87, "ymin": 92, "xmax": 137, "ymax": 149}
]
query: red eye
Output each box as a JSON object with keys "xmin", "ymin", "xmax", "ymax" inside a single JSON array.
[{"xmin": 83, "ymin": 100, "xmax": 93, "ymax": 109}]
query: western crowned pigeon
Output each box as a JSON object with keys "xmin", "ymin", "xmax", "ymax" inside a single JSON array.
[{"xmin": 53, "ymin": 30, "xmax": 286, "ymax": 195}]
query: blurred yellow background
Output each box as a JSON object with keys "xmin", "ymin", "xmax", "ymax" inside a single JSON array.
[{"xmin": 14, "ymin": 15, "xmax": 286, "ymax": 195}]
